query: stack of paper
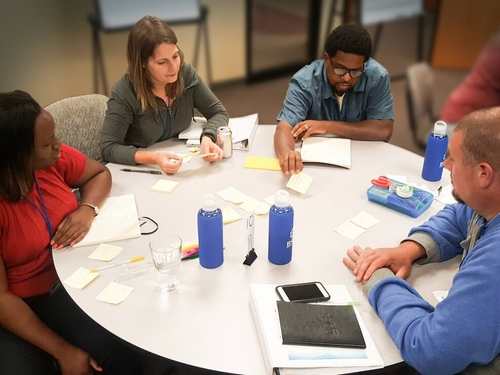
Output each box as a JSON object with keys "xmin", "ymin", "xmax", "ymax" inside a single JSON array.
[
  {"xmin": 249, "ymin": 283, "xmax": 384, "ymax": 375},
  {"xmin": 178, "ymin": 114, "xmax": 259, "ymax": 150}
]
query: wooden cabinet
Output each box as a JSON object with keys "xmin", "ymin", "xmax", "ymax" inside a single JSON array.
[{"xmin": 431, "ymin": 0, "xmax": 500, "ymax": 69}]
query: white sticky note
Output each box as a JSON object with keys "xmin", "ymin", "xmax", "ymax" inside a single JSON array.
[
  {"xmin": 63, "ymin": 267, "xmax": 99, "ymax": 289},
  {"xmin": 254, "ymin": 201, "xmax": 271, "ymax": 215},
  {"xmin": 435, "ymin": 184, "xmax": 457, "ymax": 205},
  {"xmin": 88, "ymin": 243, "xmax": 123, "ymax": 261},
  {"xmin": 350, "ymin": 210, "xmax": 379, "ymax": 230},
  {"xmin": 433, "ymin": 290, "xmax": 449, "ymax": 303},
  {"xmin": 239, "ymin": 197, "xmax": 270, "ymax": 216},
  {"xmin": 95, "ymin": 282, "xmax": 134, "ymax": 305},
  {"xmin": 222, "ymin": 206, "xmax": 243, "ymax": 224},
  {"xmin": 335, "ymin": 220, "xmax": 366, "ymax": 240},
  {"xmin": 178, "ymin": 154, "xmax": 193, "ymax": 163},
  {"xmin": 264, "ymin": 195, "xmax": 275, "ymax": 206},
  {"xmin": 286, "ymin": 172, "xmax": 313, "ymax": 194},
  {"xmin": 217, "ymin": 186, "xmax": 248, "ymax": 204},
  {"xmin": 151, "ymin": 179, "xmax": 179, "ymax": 194}
]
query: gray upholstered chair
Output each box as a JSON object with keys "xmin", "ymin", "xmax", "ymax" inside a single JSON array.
[
  {"xmin": 45, "ymin": 94, "xmax": 108, "ymax": 161},
  {"xmin": 406, "ymin": 62, "xmax": 436, "ymax": 150}
]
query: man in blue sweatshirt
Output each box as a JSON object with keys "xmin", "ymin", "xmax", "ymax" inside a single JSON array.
[{"xmin": 343, "ymin": 106, "xmax": 500, "ymax": 375}]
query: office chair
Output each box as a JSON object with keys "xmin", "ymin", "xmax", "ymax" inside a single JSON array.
[
  {"xmin": 406, "ymin": 62, "xmax": 436, "ymax": 150},
  {"xmin": 45, "ymin": 94, "xmax": 109, "ymax": 161}
]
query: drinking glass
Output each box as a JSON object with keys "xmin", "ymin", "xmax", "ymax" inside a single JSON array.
[{"xmin": 149, "ymin": 234, "xmax": 182, "ymax": 292}]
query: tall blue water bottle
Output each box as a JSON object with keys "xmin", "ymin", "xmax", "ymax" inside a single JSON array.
[
  {"xmin": 197, "ymin": 194, "xmax": 223, "ymax": 269},
  {"xmin": 268, "ymin": 190, "xmax": 294, "ymax": 265},
  {"xmin": 422, "ymin": 121, "xmax": 448, "ymax": 182}
]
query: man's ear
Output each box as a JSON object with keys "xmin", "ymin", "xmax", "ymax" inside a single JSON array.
[
  {"xmin": 478, "ymin": 162, "xmax": 495, "ymax": 189},
  {"xmin": 323, "ymin": 52, "xmax": 329, "ymax": 65}
]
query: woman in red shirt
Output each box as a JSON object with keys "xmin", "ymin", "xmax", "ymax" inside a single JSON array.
[{"xmin": 0, "ymin": 91, "xmax": 140, "ymax": 374}]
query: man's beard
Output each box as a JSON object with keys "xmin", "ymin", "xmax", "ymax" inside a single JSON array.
[{"xmin": 452, "ymin": 188, "xmax": 465, "ymax": 204}]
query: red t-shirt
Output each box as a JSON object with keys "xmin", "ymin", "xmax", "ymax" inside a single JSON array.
[
  {"xmin": 0, "ymin": 145, "xmax": 86, "ymax": 298},
  {"xmin": 440, "ymin": 43, "xmax": 500, "ymax": 123}
]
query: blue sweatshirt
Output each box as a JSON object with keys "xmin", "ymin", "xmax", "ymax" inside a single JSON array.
[{"xmin": 366, "ymin": 203, "xmax": 500, "ymax": 375}]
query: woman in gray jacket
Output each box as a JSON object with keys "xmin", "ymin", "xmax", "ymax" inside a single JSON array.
[{"xmin": 100, "ymin": 15, "xmax": 228, "ymax": 174}]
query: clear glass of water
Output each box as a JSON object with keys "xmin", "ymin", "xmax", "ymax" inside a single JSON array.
[{"xmin": 149, "ymin": 234, "xmax": 182, "ymax": 292}]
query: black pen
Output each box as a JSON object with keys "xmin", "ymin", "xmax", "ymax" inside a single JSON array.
[{"xmin": 120, "ymin": 168, "xmax": 162, "ymax": 175}]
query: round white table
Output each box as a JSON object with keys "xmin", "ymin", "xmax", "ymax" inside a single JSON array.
[{"xmin": 53, "ymin": 125, "xmax": 459, "ymax": 374}]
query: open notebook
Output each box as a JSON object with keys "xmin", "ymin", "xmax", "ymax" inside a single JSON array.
[
  {"xmin": 249, "ymin": 283, "xmax": 383, "ymax": 375},
  {"xmin": 73, "ymin": 194, "xmax": 141, "ymax": 247},
  {"xmin": 300, "ymin": 137, "xmax": 351, "ymax": 169}
]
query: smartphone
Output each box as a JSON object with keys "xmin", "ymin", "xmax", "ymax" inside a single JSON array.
[{"xmin": 275, "ymin": 281, "xmax": 330, "ymax": 303}]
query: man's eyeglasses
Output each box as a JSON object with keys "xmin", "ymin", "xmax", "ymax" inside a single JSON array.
[{"xmin": 332, "ymin": 67, "xmax": 364, "ymax": 78}]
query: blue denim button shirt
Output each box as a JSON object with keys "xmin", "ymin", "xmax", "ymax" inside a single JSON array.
[{"xmin": 277, "ymin": 58, "xmax": 394, "ymax": 127}]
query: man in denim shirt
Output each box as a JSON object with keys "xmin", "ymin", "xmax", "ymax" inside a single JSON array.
[{"xmin": 274, "ymin": 24, "xmax": 394, "ymax": 175}]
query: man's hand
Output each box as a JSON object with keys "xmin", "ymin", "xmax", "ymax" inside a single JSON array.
[
  {"xmin": 292, "ymin": 120, "xmax": 328, "ymax": 140},
  {"xmin": 278, "ymin": 150, "xmax": 303, "ymax": 175},
  {"xmin": 343, "ymin": 243, "xmax": 421, "ymax": 283}
]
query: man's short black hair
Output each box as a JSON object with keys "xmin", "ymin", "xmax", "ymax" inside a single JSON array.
[{"xmin": 325, "ymin": 24, "xmax": 372, "ymax": 63}]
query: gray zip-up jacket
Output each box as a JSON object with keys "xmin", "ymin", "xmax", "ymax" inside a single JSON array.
[{"xmin": 99, "ymin": 63, "xmax": 228, "ymax": 165}]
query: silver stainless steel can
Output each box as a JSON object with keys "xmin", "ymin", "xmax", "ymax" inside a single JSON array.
[{"xmin": 218, "ymin": 126, "xmax": 233, "ymax": 158}]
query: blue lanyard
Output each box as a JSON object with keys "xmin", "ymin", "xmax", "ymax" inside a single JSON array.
[{"xmin": 22, "ymin": 174, "xmax": 53, "ymax": 241}]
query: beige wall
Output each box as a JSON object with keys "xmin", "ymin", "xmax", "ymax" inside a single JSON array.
[
  {"xmin": 0, "ymin": 0, "xmax": 246, "ymax": 107},
  {"xmin": 0, "ymin": 0, "xmax": 336, "ymax": 107}
]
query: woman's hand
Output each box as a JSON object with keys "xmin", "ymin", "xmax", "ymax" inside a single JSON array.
[
  {"xmin": 154, "ymin": 152, "xmax": 183, "ymax": 174},
  {"xmin": 51, "ymin": 207, "xmax": 95, "ymax": 249},
  {"xmin": 56, "ymin": 345, "xmax": 102, "ymax": 375},
  {"xmin": 201, "ymin": 136, "xmax": 223, "ymax": 161}
]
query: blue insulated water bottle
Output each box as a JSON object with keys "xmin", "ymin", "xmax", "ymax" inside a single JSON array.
[
  {"xmin": 197, "ymin": 194, "xmax": 224, "ymax": 269},
  {"xmin": 422, "ymin": 121, "xmax": 448, "ymax": 182},
  {"xmin": 268, "ymin": 190, "xmax": 294, "ymax": 265}
]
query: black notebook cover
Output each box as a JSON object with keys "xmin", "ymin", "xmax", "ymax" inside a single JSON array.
[{"xmin": 276, "ymin": 301, "xmax": 366, "ymax": 349}]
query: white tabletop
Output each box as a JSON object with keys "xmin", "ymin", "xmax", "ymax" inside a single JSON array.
[{"xmin": 53, "ymin": 125, "xmax": 459, "ymax": 374}]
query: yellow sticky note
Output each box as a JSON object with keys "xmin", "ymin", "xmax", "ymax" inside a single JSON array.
[
  {"xmin": 95, "ymin": 282, "xmax": 134, "ymax": 305},
  {"xmin": 63, "ymin": 267, "xmax": 99, "ymax": 289},
  {"xmin": 151, "ymin": 179, "xmax": 179, "ymax": 194},
  {"xmin": 244, "ymin": 156, "xmax": 281, "ymax": 171},
  {"xmin": 222, "ymin": 206, "xmax": 243, "ymax": 224},
  {"xmin": 286, "ymin": 172, "xmax": 313, "ymax": 194},
  {"xmin": 88, "ymin": 243, "xmax": 123, "ymax": 261}
]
